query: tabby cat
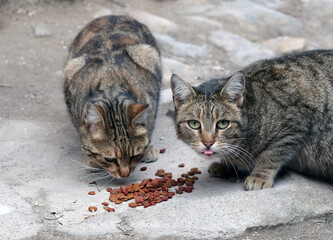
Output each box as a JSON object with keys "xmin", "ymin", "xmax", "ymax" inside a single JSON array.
[
  {"xmin": 63, "ymin": 15, "xmax": 162, "ymax": 178},
  {"xmin": 171, "ymin": 50, "xmax": 333, "ymax": 190}
]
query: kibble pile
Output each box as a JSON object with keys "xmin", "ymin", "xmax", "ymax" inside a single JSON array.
[{"xmin": 87, "ymin": 166, "xmax": 201, "ymax": 214}]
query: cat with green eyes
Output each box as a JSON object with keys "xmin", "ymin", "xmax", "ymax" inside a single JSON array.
[{"xmin": 171, "ymin": 50, "xmax": 333, "ymax": 190}]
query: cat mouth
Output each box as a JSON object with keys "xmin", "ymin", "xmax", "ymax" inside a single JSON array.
[{"xmin": 202, "ymin": 149, "xmax": 215, "ymax": 155}]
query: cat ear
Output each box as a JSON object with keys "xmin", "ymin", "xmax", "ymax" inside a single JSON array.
[
  {"xmin": 126, "ymin": 44, "xmax": 161, "ymax": 78},
  {"xmin": 170, "ymin": 74, "xmax": 196, "ymax": 109},
  {"xmin": 64, "ymin": 55, "xmax": 86, "ymax": 80},
  {"xmin": 220, "ymin": 72, "xmax": 245, "ymax": 106},
  {"xmin": 82, "ymin": 102, "xmax": 105, "ymax": 138},
  {"xmin": 128, "ymin": 103, "xmax": 149, "ymax": 125}
]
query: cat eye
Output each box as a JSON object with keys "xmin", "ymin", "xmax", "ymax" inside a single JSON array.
[
  {"xmin": 188, "ymin": 120, "xmax": 201, "ymax": 129},
  {"xmin": 216, "ymin": 120, "xmax": 229, "ymax": 129},
  {"xmin": 130, "ymin": 154, "xmax": 143, "ymax": 161},
  {"xmin": 105, "ymin": 157, "xmax": 118, "ymax": 164}
]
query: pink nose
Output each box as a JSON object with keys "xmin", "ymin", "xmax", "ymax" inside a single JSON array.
[
  {"xmin": 203, "ymin": 141, "xmax": 214, "ymax": 148},
  {"xmin": 119, "ymin": 167, "xmax": 131, "ymax": 178}
]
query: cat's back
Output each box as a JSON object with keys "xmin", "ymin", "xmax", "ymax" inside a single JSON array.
[
  {"xmin": 243, "ymin": 50, "xmax": 333, "ymax": 112},
  {"xmin": 63, "ymin": 15, "xmax": 162, "ymax": 129},
  {"xmin": 68, "ymin": 15, "xmax": 158, "ymax": 59}
]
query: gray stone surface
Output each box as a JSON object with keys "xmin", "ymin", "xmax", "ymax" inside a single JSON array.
[
  {"xmin": 209, "ymin": 29, "xmax": 277, "ymax": 67},
  {"xmin": 33, "ymin": 23, "xmax": 50, "ymax": 37},
  {"xmin": 155, "ymin": 33, "xmax": 208, "ymax": 59},
  {"xmin": 0, "ymin": 1, "xmax": 332, "ymax": 240}
]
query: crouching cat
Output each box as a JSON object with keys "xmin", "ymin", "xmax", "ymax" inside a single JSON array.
[
  {"xmin": 171, "ymin": 50, "xmax": 333, "ymax": 190},
  {"xmin": 64, "ymin": 15, "xmax": 162, "ymax": 178}
]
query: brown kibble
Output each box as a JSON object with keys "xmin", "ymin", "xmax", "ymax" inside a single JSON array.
[
  {"xmin": 161, "ymin": 196, "xmax": 168, "ymax": 201},
  {"xmin": 126, "ymin": 193, "xmax": 134, "ymax": 200},
  {"xmin": 140, "ymin": 166, "xmax": 147, "ymax": 171},
  {"xmin": 129, "ymin": 202, "xmax": 137, "ymax": 208},
  {"xmin": 155, "ymin": 169, "xmax": 165, "ymax": 177},
  {"xmin": 185, "ymin": 186, "xmax": 193, "ymax": 193},
  {"xmin": 91, "ymin": 168, "xmax": 198, "ymax": 211},
  {"xmin": 88, "ymin": 206, "xmax": 97, "ymax": 212},
  {"xmin": 89, "ymin": 181, "xmax": 96, "ymax": 185},
  {"xmin": 159, "ymin": 148, "xmax": 166, "ymax": 153},
  {"xmin": 120, "ymin": 186, "xmax": 128, "ymax": 195},
  {"xmin": 190, "ymin": 168, "xmax": 201, "ymax": 174},
  {"xmin": 116, "ymin": 193, "xmax": 126, "ymax": 199},
  {"xmin": 88, "ymin": 191, "xmax": 95, "ymax": 195},
  {"xmin": 163, "ymin": 181, "xmax": 172, "ymax": 188},
  {"xmin": 109, "ymin": 195, "xmax": 118, "ymax": 203},
  {"xmin": 135, "ymin": 195, "xmax": 144, "ymax": 203},
  {"xmin": 109, "ymin": 189, "xmax": 118, "ymax": 195},
  {"xmin": 176, "ymin": 189, "xmax": 183, "ymax": 194},
  {"xmin": 187, "ymin": 171, "xmax": 195, "ymax": 176},
  {"xmin": 177, "ymin": 177, "xmax": 186, "ymax": 183},
  {"xmin": 160, "ymin": 191, "xmax": 168, "ymax": 196},
  {"xmin": 165, "ymin": 172, "xmax": 172, "ymax": 178},
  {"xmin": 186, "ymin": 181, "xmax": 193, "ymax": 186},
  {"xmin": 104, "ymin": 206, "xmax": 115, "ymax": 212},
  {"xmin": 178, "ymin": 163, "xmax": 185, "ymax": 167}
]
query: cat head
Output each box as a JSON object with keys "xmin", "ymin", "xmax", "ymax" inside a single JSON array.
[
  {"xmin": 170, "ymin": 72, "xmax": 248, "ymax": 158},
  {"xmin": 79, "ymin": 101, "xmax": 149, "ymax": 178}
]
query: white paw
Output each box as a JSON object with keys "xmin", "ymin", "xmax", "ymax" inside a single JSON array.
[
  {"xmin": 141, "ymin": 146, "xmax": 158, "ymax": 163},
  {"xmin": 244, "ymin": 176, "xmax": 273, "ymax": 191}
]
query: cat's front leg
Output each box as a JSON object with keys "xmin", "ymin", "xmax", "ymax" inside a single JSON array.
[
  {"xmin": 208, "ymin": 161, "xmax": 239, "ymax": 178},
  {"xmin": 244, "ymin": 151, "xmax": 284, "ymax": 190},
  {"xmin": 141, "ymin": 145, "xmax": 158, "ymax": 163}
]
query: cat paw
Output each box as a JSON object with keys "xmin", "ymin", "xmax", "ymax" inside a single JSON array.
[
  {"xmin": 141, "ymin": 146, "xmax": 158, "ymax": 163},
  {"xmin": 244, "ymin": 176, "xmax": 273, "ymax": 191},
  {"xmin": 208, "ymin": 162, "xmax": 226, "ymax": 177},
  {"xmin": 84, "ymin": 158, "xmax": 102, "ymax": 169}
]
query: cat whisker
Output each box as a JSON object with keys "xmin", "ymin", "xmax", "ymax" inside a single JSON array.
[
  {"xmin": 92, "ymin": 173, "xmax": 115, "ymax": 184},
  {"xmin": 225, "ymin": 143, "xmax": 256, "ymax": 164},
  {"xmin": 79, "ymin": 171, "xmax": 109, "ymax": 181},
  {"xmin": 224, "ymin": 147, "xmax": 251, "ymax": 173},
  {"xmin": 223, "ymin": 144, "xmax": 253, "ymax": 168},
  {"xmin": 223, "ymin": 151, "xmax": 240, "ymax": 180}
]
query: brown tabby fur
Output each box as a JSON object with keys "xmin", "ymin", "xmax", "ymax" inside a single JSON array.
[
  {"xmin": 171, "ymin": 50, "xmax": 333, "ymax": 190},
  {"xmin": 64, "ymin": 15, "xmax": 162, "ymax": 178}
]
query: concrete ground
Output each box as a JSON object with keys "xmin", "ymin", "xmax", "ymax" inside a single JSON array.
[{"xmin": 0, "ymin": 0, "xmax": 332, "ymax": 239}]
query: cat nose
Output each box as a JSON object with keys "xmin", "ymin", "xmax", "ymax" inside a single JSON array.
[
  {"xmin": 203, "ymin": 141, "xmax": 215, "ymax": 148},
  {"xmin": 119, "ymin": 167, "xmax": 130, "ymax": 178}
]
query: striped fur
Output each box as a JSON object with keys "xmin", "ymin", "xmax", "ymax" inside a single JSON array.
[
  {"xmin": 64, "ymin": 15, "xmax": 162, "ymax": 178},
  {"xmin": 171, "ymin": 50, "xmax": 333, "ymax": 190}
]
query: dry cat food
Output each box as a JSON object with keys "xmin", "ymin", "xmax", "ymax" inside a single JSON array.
[
  {"xmin": 88, "ymin": 191, "xmax": 95, "ymax": 195},
  {"xmin": 88, "ymin": 206, "xmax": 97, "ymax": 212},
  {"xmin": 107, "ymin": 168, "xmax": 200, "ymax": 208},
  {"xmin": 140, "ymin": 166, "xmax": 147, "ymax": 171},
  {"xmin": 86, "ymin": 167, "xmax": 201, "ymax": 214},
  {"xmin": 159, "ymin": 148, "xmax": 166, "ymax": 153},
  {"xmin": 178, "ymin": 163, "xmax": 185, "ymax": 167},
  {"xmin": 103, "ymin": 207, "xmax": 115, "ymax": 212}
]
